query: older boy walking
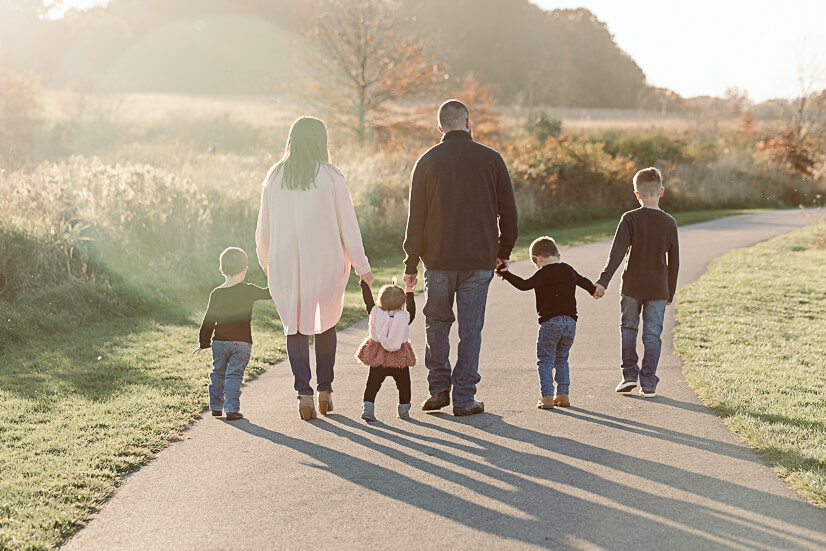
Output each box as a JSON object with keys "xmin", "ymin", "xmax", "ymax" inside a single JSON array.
[
  {"xmin": 403, "ymin": 99, "xmax": 518, "ymax": 416},
  {"xmin": 594, "ymin": 167, "xmax": 680, "ymax": 398}
]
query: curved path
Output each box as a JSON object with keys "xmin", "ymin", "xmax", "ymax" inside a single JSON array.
[{"xmin": 65, "ymin": 210, "xmax": 826, "ymax": 550}]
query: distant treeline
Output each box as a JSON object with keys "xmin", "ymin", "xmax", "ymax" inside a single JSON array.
[{"xmin": 2, "ymin": 0, "xmax": 654, "ymax": 108}]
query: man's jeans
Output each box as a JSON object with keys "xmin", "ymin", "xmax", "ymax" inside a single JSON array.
[
  {"xmin": 287, "ymin": 327, "xmax": 336, "ymax": 396},
  {"xmin": 423, "ymin": 269, "xmax": 493, "ymax": 408},
  {"xmin": 537, "ymin": 316, "xmax": 576, "ymax": 397},
  {"xmin": 620, "ymin": 295, "xmax": 667, "ymax": 391},
  {"xmin": 210, "ymin": 340, "xmax": 252, "ymax": 413}
]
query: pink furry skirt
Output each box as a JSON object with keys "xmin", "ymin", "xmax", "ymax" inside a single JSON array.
[{"xmin": 355, "ymin": 338, "xmax": 417, "ymax": 368}]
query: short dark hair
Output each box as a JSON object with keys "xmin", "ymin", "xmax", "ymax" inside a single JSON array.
[
  {"xmin": 530, "ymin": 236, "xmax": 559, "ymax": 258},
  {"xmin": 219, "ymin": 247, "xmax": 248, "ymax": 276},
  {"xmin": 438, "ymin": 99, "xmax": 469, "ymax": 131},
  {"xmin": 634, "ymin": 167, "xmax": 663, "ymax": 197}
]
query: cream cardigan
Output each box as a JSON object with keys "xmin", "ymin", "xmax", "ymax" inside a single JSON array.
[{"xmin": 256, "ymin": 163, "xmax": 370, "ymax": 335}]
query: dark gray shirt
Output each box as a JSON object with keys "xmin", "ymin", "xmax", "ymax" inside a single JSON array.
[
  {"xmin": 597, "ymin": 207, "xmax": 680, "ymax": 302},
  {"xmin": 403, "ymin": 130, "xmax": 518, "ymax": 274}
]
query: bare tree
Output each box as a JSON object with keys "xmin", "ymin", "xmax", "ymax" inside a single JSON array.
[{"xmin": 308, "ymin": 0, "xmax": 446, "ymax": 144}]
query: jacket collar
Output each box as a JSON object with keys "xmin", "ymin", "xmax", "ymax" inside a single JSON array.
[{"xmin": 441, "ymin": 130, "xmax": 473, "ymax": 142}]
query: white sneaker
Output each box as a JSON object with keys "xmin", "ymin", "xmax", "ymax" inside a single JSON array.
[
  {"xmin": 639, "ymin": 388, "xmax": 657, "ymax": 398},
  {"xmin": 615, "ymin": 380, "xmax": 637, "ymax": 393}
]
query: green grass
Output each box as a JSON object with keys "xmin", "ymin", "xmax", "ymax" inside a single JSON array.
[
  {"xmin": 0, "ymin": 208, "xmax": 763, "ymax": 549},
  {"xmin": 674, "ymin": 221, "xmax": 826, "ymax": 508}
]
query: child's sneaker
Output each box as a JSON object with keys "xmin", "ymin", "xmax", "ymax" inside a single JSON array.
[
  {"xmin": 361, "ymin": 401, "xmax": 377, "ymax": 421},
  {"xmin": 615, "ymin": 380, "xmax": 637, "ymax": 393},
  {"xmin": 639, "ymin": 388, "xmax": 657, "ymax": 398},
  {"xmin": 397, "ymin": 403, "xmax": 411, "ymax": 420},
  {"xmin": 553, "ymin": 394, "xmax": 570, "ymax": 407},
  {"xmin": 536, "ymin": 396, "xmax": 554, "ymax": 409}
]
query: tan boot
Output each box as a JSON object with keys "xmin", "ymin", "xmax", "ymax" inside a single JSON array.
[
  {"xmin": 537, "ymin": 396, "xmax": 554, "ymax": 409},
  {"xmin": 553, "ymin": 394, "xmax": 570, "ymax": 407},
  {"xmin": 318, "ymin": 390, "xmax": 334, "ymax": 415},
  {"xmin": 298, "ymin": 395, "xmax": 317, "ymax": 420}
]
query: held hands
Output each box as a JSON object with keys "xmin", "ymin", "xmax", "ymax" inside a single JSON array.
[
  {"xmin": 360, "ymin": 271, "xmax": 374, "ymax": 287},
  {"xmin": 593, "ymin": 283, "xmax": 606, "ymax": 299},
  {"xmin": 403, "ymin": 273, "xmax": 417, "ymax": 290},
  {"xmin": 495, "ymin": 258, "xmax": 509, "ymax": 271},
  {"xmin": 405, "ymin": 282, "xmax": 416, "ymax": 292}
]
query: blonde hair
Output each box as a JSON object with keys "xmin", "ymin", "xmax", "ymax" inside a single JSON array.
[{"xmin": 377, "ymin": 279, "xmax": 406, "ymax": 312}]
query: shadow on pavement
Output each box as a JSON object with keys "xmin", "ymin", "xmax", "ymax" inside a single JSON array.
[{"xmin": 228, "ymin": 414, "xmax": 823, "ymax": 550}]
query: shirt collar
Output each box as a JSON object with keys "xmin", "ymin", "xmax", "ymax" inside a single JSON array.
[{"xmin": 441, "ymin": 130, "xmax": 473, "ymax": 142}]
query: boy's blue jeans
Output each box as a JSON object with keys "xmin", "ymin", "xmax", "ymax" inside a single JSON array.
[
  {"xmin": 620, "ymin": 295, "xmax": 667, "ymax": 391},
  {"xmin": 210, "ymin": 340, "xmax": 252, "ymax": 413},
  {"xmin": 537, "ymin": 315, "xmax": 576, "ymax": 397},
  {"xmin": 423, "ymin": 269, "xmax": 493, "ymax": 408}
]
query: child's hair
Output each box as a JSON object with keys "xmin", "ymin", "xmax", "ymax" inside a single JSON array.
[
  {"xmin": 633, "ymin": 167, "xmax": 663, "ymax": 197},
  {"xmin": 530, "ymin": 236, "xmax": 559, "ymax": 258},
  {"xmin": 377, "ymin": 279, "xmax": 406, "ymax": 311},
  {"xmin": 219, "ymin": 247, "xmax": 248, "ymax": 276}
]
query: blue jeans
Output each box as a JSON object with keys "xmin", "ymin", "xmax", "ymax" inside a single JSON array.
[
  {"xmin": 537, "ymin": 316, "xmax": 576, "ymax": 397},
  {"xmin": 287, "ymin": 327, "xmax": 336, "ymax": 396},
  {"xmin": 423, "ymin": 269, "xmax": 493, "ymax": 408},
  {"xmin": 210, "ymin": 340, "xmax": 252, "ymax": 413},
  {"xmin": 620, "ymin": 295, "xmax": 667, "ymax": 391}
]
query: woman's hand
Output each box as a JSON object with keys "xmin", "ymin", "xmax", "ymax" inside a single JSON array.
[{"xmin": 360, "ymin": 271, "xmax": 374, "ymax": 287}]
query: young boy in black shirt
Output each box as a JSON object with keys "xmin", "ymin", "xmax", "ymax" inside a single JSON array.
[
  {"xmin": 498, "ymin": 237, "xmax": 597, "ymax": 409},
  {"xmin": 194, "ymin": 247, "xmax": 271, "ymax": 420}
]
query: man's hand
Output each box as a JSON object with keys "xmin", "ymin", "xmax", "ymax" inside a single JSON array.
[
  {"xmin": 593, "ymin": 283, "xmax": 606, "ymax": 299},
  {"xmin": 360, "ymin": 271, "xmax": 374, "ymax": 287},
  {"xmin": 405, "ymin": 282, "xmax": 416, "ymax": 292},
  {"xmin": 495, "ymin": 258, "xmax": 509, "ymax": 271},
  {"xmin": 403, "ymin": 273, "xmax": 417, "ymax": 289},
  {"xmin": 192, "ymin": 348, "xmax": 202, "ymax": 355}
]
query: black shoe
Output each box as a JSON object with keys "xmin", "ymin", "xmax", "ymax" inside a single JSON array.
[
  {"xmin": 421, "ymin": 390, "xmax": 450, "ymax": 411},
  {"xmin": 211, "ymin": 410, "xmax": 223, "ymax": 417},
  {"xmin": 453, "ymin": 401, "xmax": 484, "ymax": 416},
  {"xmin": 226, "ymin": 412, "xmax": 244, "ymax": 421}
]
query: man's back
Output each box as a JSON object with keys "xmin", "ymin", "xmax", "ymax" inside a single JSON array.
[{"xmin": 403, "ymin": 130, "xmax": 518, "ymax": 273}]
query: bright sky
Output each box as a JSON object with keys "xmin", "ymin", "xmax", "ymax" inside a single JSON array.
[
  {"xmin": 56, "ymin": 0, "xmax": 826, "ymax": 101},
  {"xmin": 533, "ymin": 0, "xmax": 826, "ymax": 101}
]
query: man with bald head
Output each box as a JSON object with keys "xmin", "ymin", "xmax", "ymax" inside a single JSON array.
[{"xmin": 403, "ymin": 99, "xmax": 518, "ymax": 416}]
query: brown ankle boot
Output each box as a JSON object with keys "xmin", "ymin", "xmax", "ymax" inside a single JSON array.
[
  {"xmin": 298, "ymin": 395, "xmax": 317, "ymax": 420},
  {"xmin": 318, "ymin": 390, "xmax": 333, "ymax": 415},
  {"xmin": 553, "ymin": 394, "xmax": 570, "ymax": 407},
  {"xmin": 537, "ymin": 396, "xmax": 555, "ymax": 409}
]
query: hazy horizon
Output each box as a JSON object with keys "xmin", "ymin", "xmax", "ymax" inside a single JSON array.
[{"xmin": 44, "ymin": 0, "xmax": 826, "ymax": 102}]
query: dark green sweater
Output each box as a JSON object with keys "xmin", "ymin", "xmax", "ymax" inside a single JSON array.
[{"xmin": 597, "ymin": 207, "xmax": 680, "ymax": 302}]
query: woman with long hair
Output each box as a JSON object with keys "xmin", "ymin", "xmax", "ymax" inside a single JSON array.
[{"xmin": 256, "ymin": 117, "xmax": 372, "ymax": 420}]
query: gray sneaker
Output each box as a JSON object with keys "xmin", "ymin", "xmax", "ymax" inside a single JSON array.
[
  {"xmin": 453, "ymin": 400, "xmax": 485, "ymax": 417},
  {"xmin": 397, "ymin": 403, "xmax": 411, "ymax": 420},
  {"xmin": 361, "ymin": 401, "xmax": 377, "ymax": 421},
  {"xmin": 421, "ymin": 390, "xmax": 450, "ymax": 411}
]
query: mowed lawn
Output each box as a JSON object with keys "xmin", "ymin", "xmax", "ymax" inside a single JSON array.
[
  {"xmin": 675, "ymin": 221, "xmax": 826, "ymax": 508},
  {"xmin": 0, "ymin": 209, "xmax": 759, "ymax": 550}
]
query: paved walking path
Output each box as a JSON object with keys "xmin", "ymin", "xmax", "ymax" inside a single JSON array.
[{"xmin": 65, "ymin": 210, "xmax": 826, "ymax": 551}]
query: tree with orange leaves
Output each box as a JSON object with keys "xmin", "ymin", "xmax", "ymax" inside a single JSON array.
[{"xmin": 308, "ymin": 0, "xmax": 446, "ymax": 144}]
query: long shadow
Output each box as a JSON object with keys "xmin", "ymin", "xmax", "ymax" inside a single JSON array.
[
  {"xmin": 237, "ymin": 414, "xmax": 792, "ymax": 550},
  {"xmin": 426, "ymin": 413, "xmax": 826, "ymax": 548},
  {"xmin": 555, "ymin": 407, "xmax": 763, "ymax": 464}
]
